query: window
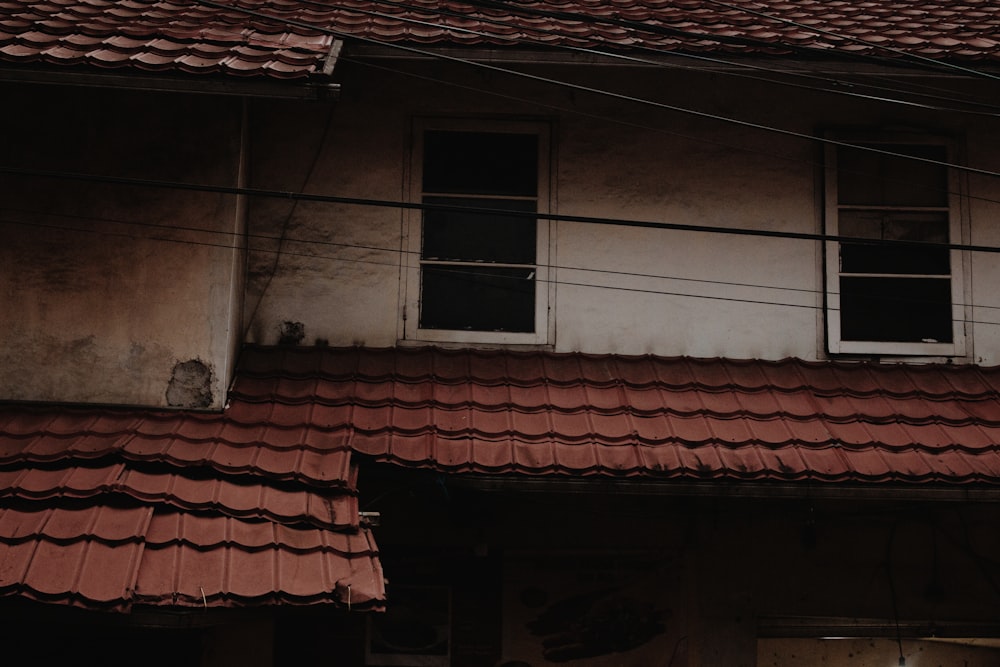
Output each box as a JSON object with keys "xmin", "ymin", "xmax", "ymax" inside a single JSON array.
[
  {"xmin": 403, "ymin": 120, "xmax": 551, "ymax": 345},
  {"xmin": 824, "ymin": 136, "xmax": 966, "ymax": 356}
]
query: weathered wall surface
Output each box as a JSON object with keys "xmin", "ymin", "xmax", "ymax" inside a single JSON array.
[
  {"xmin": 0, "ymin": 84, "xmax": 244, "ymax": 408},
  {"xmin": 7, "ymin": 61, "xmax": 998, "ymax": 405},
  {"xmin": 246, "ymin": 61, "xmax": 1000, "ymax": 362}
]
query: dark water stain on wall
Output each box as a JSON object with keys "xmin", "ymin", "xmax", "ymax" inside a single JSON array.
[{"xmin": 166, "ymin": 359, "xmax": 213, "ymax": 408}]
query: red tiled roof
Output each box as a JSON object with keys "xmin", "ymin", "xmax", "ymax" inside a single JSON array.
[
  {"xmin": 0, "ymin": 0, "xmax": 340, "ymax": 78},
  {"xmin": 0, "ymin": 0, "xmax": 998, "ymax": 80},
  {"xmin": 5, "ymin": 344, "xmax": 1000, "ymax": 611},
  {"xmin": 0, "ymin": 398, "xmax": 384, "ymax": 612},
  {"xmin": 0, "ymin": 462, "xmax": 358, "ymax": 528},
  {"xmin": 239, "ymin": 346, "xmax": 1000, "ymax": 484},
  {"xmin": 0, "ymin": 506, "xmax": 380, "ymax": 609}
]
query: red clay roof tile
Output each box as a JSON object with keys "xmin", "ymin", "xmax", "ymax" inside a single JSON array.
[
  {"xmin": 0, "ymin": 463, "xmax": 357, "ymax": 529},
  {"xmin": 0, "ymin": 0, "xmax": 997, "ymax": 80},
  {"xmin": 0, "ymin": 500, "xmax": 382, "ymax": 611},
  {"xmin": 0, "ymin": 392, "xmax": 382, "ymax": 612},
  {"xmin": 228, "ymin": 345, "xmax": 1000, "ymax": 483},
  {"xmin": 7, "ymin": 344, "xmax": 1000, "ymax": 611}
]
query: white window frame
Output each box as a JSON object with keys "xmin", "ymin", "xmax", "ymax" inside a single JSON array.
[
  {"xmin": 824, "ymin": 133, "xmax": 967, "ymax": 357},
  {"xmin": 402, "ymin": 118, "xmax": 553, "ymax": 345}
]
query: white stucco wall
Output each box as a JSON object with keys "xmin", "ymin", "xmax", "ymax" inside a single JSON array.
[
  {"xmin": 246, "ymin": 60, "xmax": 1000, "ymax": 363},
  {"xmin": 8, "ymin": 58, "xmax": 999, "ymax": 408}
]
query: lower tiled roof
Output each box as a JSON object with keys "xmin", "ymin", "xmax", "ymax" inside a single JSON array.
[
  {"xmin": 0, "ymin": 505, "xmax": 381, "ymax": 609},
  {"xmin": 0, "ymin": 394, "xmax": 384, "ymax": 612},
  {"xmin": 240, "ymin": 345, "xmax": 1000, "ymax": 484},
  {"xmin": 4, "ymin": 343, "xmax": 1000, "ymax": 612}
]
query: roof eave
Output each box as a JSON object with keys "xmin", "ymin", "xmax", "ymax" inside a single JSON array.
[
  {"xmin": 0, "ymin": 66, "xmax": 340, "ymax": 100},
  {"xmin": 346, "ymin": 43, "xmax": 1000, "ymax": 78},
  {"xmin": 445, "ymin": 474, "xmax": 1000, "ymax": 503}
]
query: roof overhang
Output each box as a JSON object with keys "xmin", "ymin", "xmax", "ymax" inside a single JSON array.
[
  {"xmin": 0, "ymin": 67, "xmax": 340, "ymax": 100},
  {"xmin": 345, "ymin": 44, "xmax": 1000, "ymax": 78},
  {"xmin": 442, "ymin": 474, "xmax": 1000, "ymax": 503}
]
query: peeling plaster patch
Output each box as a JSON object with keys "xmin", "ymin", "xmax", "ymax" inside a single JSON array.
[
  {"xmin": 279, "ymin": 321, "xmax": 305, "ymax": 346},
  {"xmin": 166, "ymin": 359, "xmax": 213, "ymax": 408}
]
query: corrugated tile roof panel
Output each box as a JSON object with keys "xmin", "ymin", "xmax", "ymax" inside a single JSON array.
[
  {"xmin": 7, "ymin": 344, "xmax": 1000, "ymax": 610},
  {"xmin": 0, "ymin": 360, "xmax": 388, "ymax": 613},
  {"xmin": 0, "ymin": 463, "xmax": 357, "ymax": 529},
  {"xmin": 0, "ymin": 502, "xmax": 384, "ymax": 611},
  {"xmin": 227, "ymin": 345, "xmax": 1000, "ymax": 485}
]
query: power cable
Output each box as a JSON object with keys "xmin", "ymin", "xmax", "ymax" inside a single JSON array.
[
  {"xmin": 4, "ymin": 163, "xmax": 999, "ymax": 252},
  {"xmin": 191, "ymin": 0, "xmax": 1000, "ymax": 179},
  {"xmin": 701, "ymin": 0, "xmax": 1000, "ymax": 82},
  {"xmin": 7, "ymin": 4, "xmax": 1000, "ymax": 334},
  {"xmin": 335, "ymin": 0, "xmax": 1000, "ymax": 115},
  {"xmin": 7, "ymin": 210, "xmax": 1000, "ymax": 328},
  {"xmin": 0, "ymin": 203, "xmax": 816, "ymax": 298},
  {"xmin": 344, "ymin": 54, "xmax": 999, "ymax": 211},
  {"xmin": 21, "ymin": 202, "xmax": 1000, "ymax": 331},
  {"xmin": 459, "ymin": 0, "xmax": 1000, "ymax": 82},
  {"xmin": 241, "ymin": 101, "xmax": 337, "ymax": 338},
  {"xmin": 442, "ymin": 0, "xmax": 1000, "ymax": 110}
]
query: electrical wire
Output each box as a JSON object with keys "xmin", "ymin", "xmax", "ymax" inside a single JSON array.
[
  {"xmin": 343, "ymin": 53, "xmax": 1000, "ymax": 213},
  {"xmin": 3, "ymin": 164, "xmax": 998, "ymax": 252},
  {"xmin": 1, "ymin": 203, "xmax": 818, "ymax": 298},
  {"xmin": 455, "ymin": 0, "xmax": 1000, "ymax": 111},
  {"xmin": 885, "ymin": 524, "xmax": 908, "ymax": 666},
  {"xmin": 7, "ymin": 50, "xmax": 995, "ymax": 267},
  {"xmin": 451, "ymin": 0, "xmax": 1000, "ymax": 85},
  {"xmin": 327, "ymin": 0, "xmax": 1000, "ymax": 231},
  {"xmin": 701, "ymin": 0, "xmax": 1000, "ymax": 82},
  {"xmin": 329, "ymin": 0, "xmax": 1000, "ymax": 116},
  {"xmin": 7, "ymin": 212, "xmax": 1000, "ymax": 329},
  {"xmin": 20, "ymin": 201, "xmax": 1000, "ymax": 322},
  {"xmin": 442, "ymin": 0, "xmax": 995, "ymax": 103},
  {"xmin": 192, "ymin": 0, "xmax": 1000, "ymax": 179},
  {"xmin": 241, "ymin": 101, "xmax": 337, "ymax": 339},
  {"xmin": 4, "ymin": 5, "xmax": 999, "ymax": 334}
]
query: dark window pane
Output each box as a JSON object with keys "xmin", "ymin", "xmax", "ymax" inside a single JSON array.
[
  {"xmin": 424, "ymin": 131, "xmax": 538, "ymax": 196},
  {"xmin": 840, "ymin": 277, "xmax": 952, "ymax": 342},
  {"xmin": 841, "ymin": 242, "xmax": 950, "ymax": 275},
  {"xmin": 840, "ymin": 243, "xmax": 949, "ymax": 276},
  {"xmin": 420, "ymin": 266, "xmax": 535, "ymax": 332},
  {"xmin": 839, "ymin": 211, "xmax": 950, "ymax": 274},
  {"xmin": 422, "ymin": 197, "xmax": 536, "ymax": 263},
  {"xmin": 838, "ymin": 143, "xmax": 948, "ymax": 207},
  {"xmin": 839, "ymin": 211, "xmax": 948, "ymax": 242}
]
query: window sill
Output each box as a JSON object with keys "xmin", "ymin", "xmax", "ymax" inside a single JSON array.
[
  {"xmin": 829, "ymin": 340, "xmax": 965, "ymax": 358},
  {"xmin": 396, "ymin": 337, "xmax": 555, "ymax": 352}
]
